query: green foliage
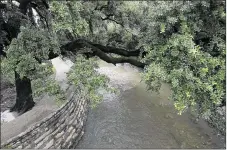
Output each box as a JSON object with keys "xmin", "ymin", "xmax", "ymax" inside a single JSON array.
[
  {"xmin": 1, "ymin": 24, "xmax": 66, "ymax": 104},
  {"xmin": 141, "ymin": 1, "xmax": 226, "ymax": 115},
  {"xmin": 31, "ymin": 75, "xmax": 66, "ymax": 104},
  {"xmin": 67, "ymin": 55, "xmax": 115, "ymax": 108},
  {"xmin": 50, "ymin": 1, "xmax": 90, "ymax": 37},
  {"xmin": 1, "ymin": 25, "xmax": 60, "ymax": 79},
  {"xmin": 142, "ymin": 63, "xmax": 167, "ymax": 93},
  {"xmin": 2, "ymin": 0, "xmax": 225, "ymax": 116}
]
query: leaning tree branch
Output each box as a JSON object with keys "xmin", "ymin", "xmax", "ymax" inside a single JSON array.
[
  {"xmin": 90, "ymin": 43, "xmax": 146, "ymax": 57},
  {"xmin": 61, "ymin": 39, "xmax": 147, "ymax": 68},
  {"xmin": 93, "ymin": 48, "xmax": 146, "ymax": 68},
  {"xmin": 62, "ymin": 39, "xmax": 144, "ymax": 57},
  {"xmin": 2, "ymin": 0, "xmax": 146, "ymax": 68}
]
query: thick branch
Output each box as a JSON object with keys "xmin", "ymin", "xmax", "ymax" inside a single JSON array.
[
  {"xmin": 63, "ymin": 39, "xmax": 143, "ymax": 57},
  {"xmin": 91, "ymin": 43, "xmax": 141, "ymax": 56},
  {"xmin": 94, "ymin": 49, "xmax": 146, "ymax": 68},
  {"xmin": 61, "ymin": 39, "xmax": 147, "ymax": 68}
]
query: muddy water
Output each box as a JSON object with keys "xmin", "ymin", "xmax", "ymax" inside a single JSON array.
[{"xmin": 77, "ymin": 60, "xmax": 225, "ymax": 149}]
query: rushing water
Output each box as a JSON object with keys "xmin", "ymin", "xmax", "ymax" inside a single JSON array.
[{"xmin": 77, "ymin": 60, "xmax": 225, "ymax": 149}]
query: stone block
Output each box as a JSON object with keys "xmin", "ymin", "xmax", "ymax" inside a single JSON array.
[
  {"xmin": 53, "ymin": 138, "xmax": 62, "ymax": 148},
  {"xmin": 55, "ymin": 131, "xmax": 64, "ymax": 139},
  {"xmin": 34, "ymin": 130, "xmax": 51, "ymax": 144},
  {"xmin": 68, "ymin": 126, "xmax": 74, "ymax": 133},
  {"xmin": 36, "ymin": 140, "xmax": 44, "ymax": 149},
  {"xmin": 17, "ymin": 145, "xmax": 23, "ymax": 149},
  {"xmin": 43, "ymin": 139, "xmax": 54, "ymax": 149}
]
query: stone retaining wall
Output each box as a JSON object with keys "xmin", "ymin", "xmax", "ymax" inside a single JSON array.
[{"xmin": 1, "ymin": 86, "xmax": 88, "ymax": 149}]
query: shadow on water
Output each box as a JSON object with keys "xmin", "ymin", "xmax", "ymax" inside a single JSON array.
[{"xmin": 76, "ymin": 61, "xmax": 225, "ymax": 149}]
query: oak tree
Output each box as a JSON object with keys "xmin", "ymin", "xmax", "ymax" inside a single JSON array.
[{"xmin": 0, "ymin": 0, "xmax": 225, "ymax": 117}]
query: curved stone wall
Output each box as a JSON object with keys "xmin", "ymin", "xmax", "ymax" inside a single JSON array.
[{"xmin": 1, "ymin": 86, "xmax": 88, "ymax": 149}]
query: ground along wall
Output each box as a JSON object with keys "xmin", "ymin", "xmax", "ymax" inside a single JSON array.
[
  {"xmin": 1, "ymin": 86, "xmax": 88, "ymax": 149},
  {"xmin": 206, "ymin": 106, "xmax": 226, "ymax": 136}
]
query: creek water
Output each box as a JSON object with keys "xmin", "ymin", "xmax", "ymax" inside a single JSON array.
[{"xmin": 76, "ymin": 60, "xmax": 225, "ymax": 149}]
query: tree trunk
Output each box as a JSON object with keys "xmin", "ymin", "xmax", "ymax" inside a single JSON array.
[
  {"xmin": 10, "ymin": 71, "xmax": 35, "ymax": 114},
  {"xmin": 1, "ymin": 0, "xmax": 35, "ymax": 114}
]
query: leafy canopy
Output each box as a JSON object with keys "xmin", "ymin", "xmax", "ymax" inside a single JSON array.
[{"xmin": 1, "ymin": 0, "xmax": 225, "ymax": 115}]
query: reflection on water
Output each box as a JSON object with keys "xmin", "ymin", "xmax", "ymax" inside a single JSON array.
[{"xmin": 77, "ymin": 60, "xmax": 225, "ymax": 149}]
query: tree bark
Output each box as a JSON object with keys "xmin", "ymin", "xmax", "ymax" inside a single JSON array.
[{"xmin": 10, "ymin": 72, "xmax": 35, "ymax": 114}]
